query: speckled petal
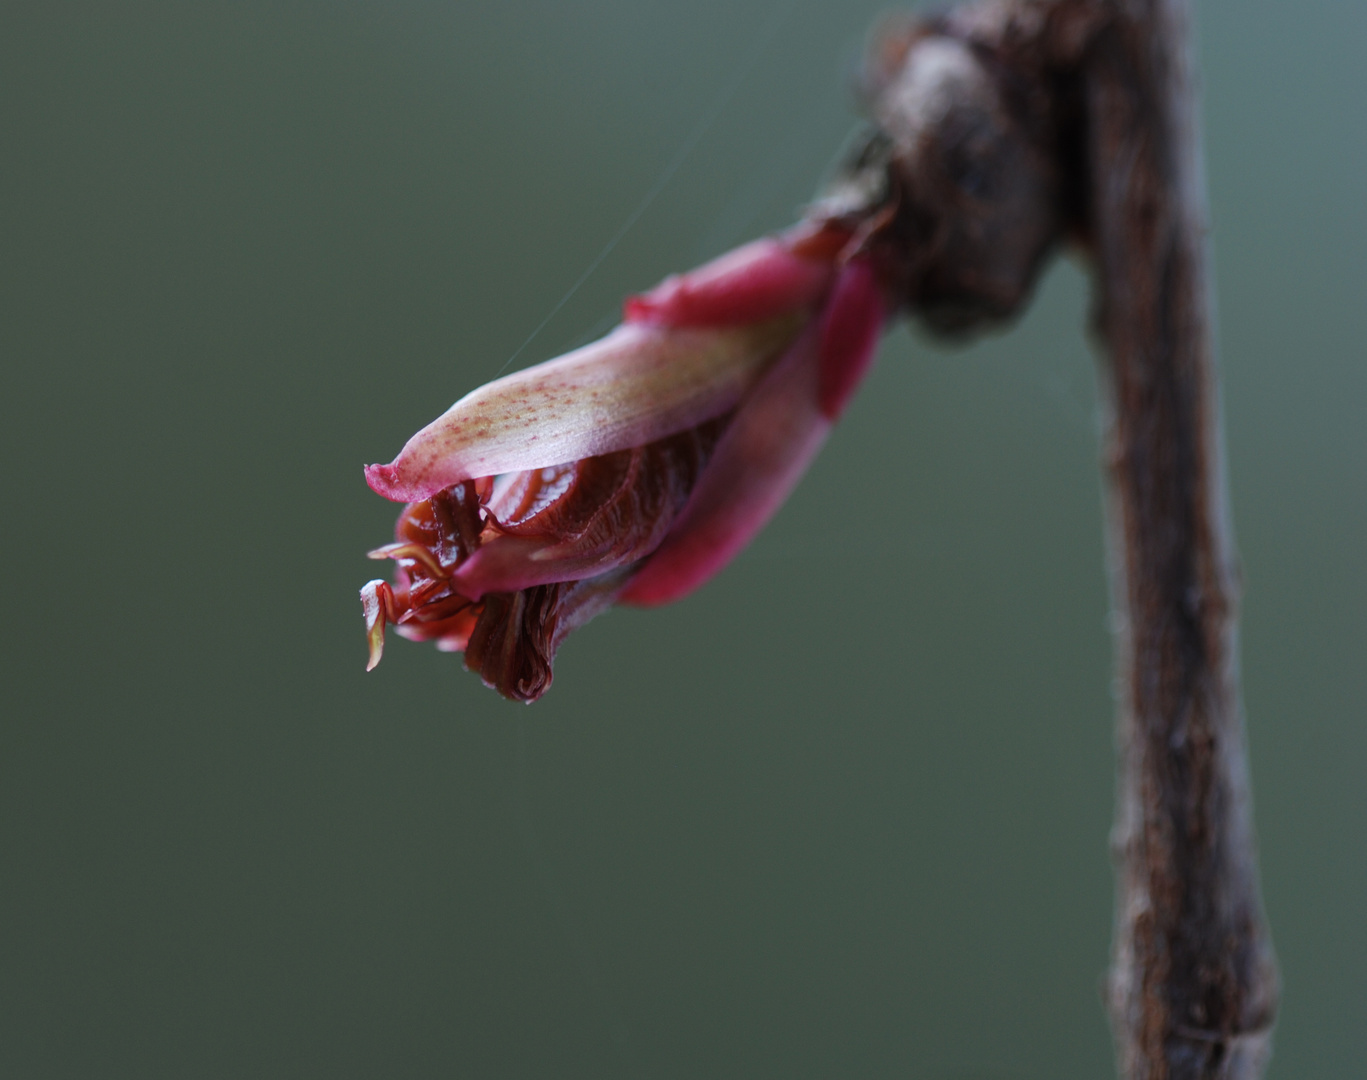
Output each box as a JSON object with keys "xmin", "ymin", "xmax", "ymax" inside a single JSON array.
[{"xmin": 365, "ymin": 318, "xmax": 799, "ymax": 503}]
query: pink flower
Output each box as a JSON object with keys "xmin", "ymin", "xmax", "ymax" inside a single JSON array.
[{"xmin": 360, "ymin": 222, "xmax": 887, "ymax": 701}]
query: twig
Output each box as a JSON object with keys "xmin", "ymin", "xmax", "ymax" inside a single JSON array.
[
  {"xmin": 1078, "ymin": 2, "xmax": 1279, "ymax": 1075},
  {"xmin": 831, "ymin": 2, "xmax": 1279, "ymax": 1075}
]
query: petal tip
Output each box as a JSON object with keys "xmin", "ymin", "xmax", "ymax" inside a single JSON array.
[{"xmin": 364, "ymin": 462, "xmax": 408, "ymax": 502}]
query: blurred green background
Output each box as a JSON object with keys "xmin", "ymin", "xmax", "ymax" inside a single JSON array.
[{"xmin": 1, "ymin": 1, "xmax": 1362, "ymax": 1076}]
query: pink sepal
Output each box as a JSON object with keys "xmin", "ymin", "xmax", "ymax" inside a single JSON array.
[
  {"xmin": 817, "ymin": 258, "xmax": 886, "ymax": 420},
  {"xmin": 619, "ymin": 327, "xmax": 829, "ymax": 607},
  {"xmin": 620, "ymin": 259, "xmax": 885, "ymax": 607},
  {"xmin": 624, "ymin": 238, "xmax": 834, "ymax": 329}
]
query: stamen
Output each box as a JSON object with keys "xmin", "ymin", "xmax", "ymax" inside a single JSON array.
[
  {"xmin": 360, "ymin": 579, "xmax": 399, "ymax": 671},
  {"xmin": 366, "ymin": 542, "xmax": 447, "ymax": 580}
]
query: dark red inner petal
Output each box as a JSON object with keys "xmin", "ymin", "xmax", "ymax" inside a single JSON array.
[
  {"xmin": 489, "ymin": 456, "xmax": 632, "ymax": 537},
  {"xmin": 481, "ymin": 417, "xmax": 727, "ymax": 569},
  {"xmin": 463, "ymin": 589, "xmax": 550, "ymax": 703},
  {"xmin": 463, "ymin": 571, "xmax": 627, "ymax": 703},
  {"xmin": 399, "ymin": 479, "xmax": 483, "ymax": 568},
  {"xmin": 487, "ymin": 463, "xmax": 576, "ymax": 528}
]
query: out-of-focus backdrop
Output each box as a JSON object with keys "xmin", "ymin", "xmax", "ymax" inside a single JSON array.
[{"xmin": 2, "ymin": 1, "xmax": 1362, "ymax": 1076}]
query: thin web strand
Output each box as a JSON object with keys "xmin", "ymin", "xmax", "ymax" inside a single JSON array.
[{"xmin": 492, "ymin": 0, "xmax": 797, "ymax": 378}]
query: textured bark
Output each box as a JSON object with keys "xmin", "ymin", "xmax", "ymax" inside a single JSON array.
[
  {"xmin": 1079, "ymin": 4, "xmax": 1279, "ymax": 1073},
  {"xmin": 831, "ymin": 1, "xmax": 1279, "ymax": 1075}
]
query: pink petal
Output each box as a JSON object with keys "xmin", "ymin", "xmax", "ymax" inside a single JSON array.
[
  {"xmin": 623, "ymin": 237, "xmax": 835, "ymax": 328},
  {"xmin": 449, "ymin": 535, "xmax": 610, "ymax": 598},
  {"xmin": 365, "ymin": 318, "xmax": 799, "ymax": 503},
  {"xmin": 620, "ymin": 259, "xmax": 885, "ymax": 607}
]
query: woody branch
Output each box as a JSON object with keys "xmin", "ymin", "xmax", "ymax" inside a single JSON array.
[{"xmin": 829, "ymin": 1, "xmax": 1279, "ymax": 1076}]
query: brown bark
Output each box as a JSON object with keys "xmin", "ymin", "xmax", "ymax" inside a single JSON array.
[
  {"xmin": 1078, "ymin": 4, "xmax": 1279, "ymax": 1074},
  {"xmin": 823, "ymin": 1, "xmax": 1279, "ymax": 1075}
]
